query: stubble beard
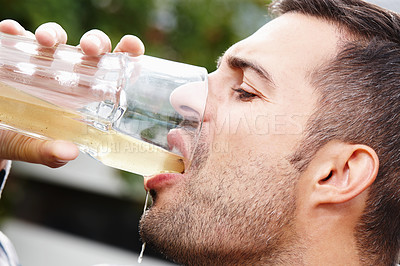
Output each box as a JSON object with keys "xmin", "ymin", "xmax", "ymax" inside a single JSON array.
[{"xmin": 139, "ymin": 139, "xmax": 300, "ymax": 265}]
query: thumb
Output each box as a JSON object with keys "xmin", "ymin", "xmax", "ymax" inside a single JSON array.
[{"xmin": 1, "ymin": 131, "xmax": 79, "ymax": 168}]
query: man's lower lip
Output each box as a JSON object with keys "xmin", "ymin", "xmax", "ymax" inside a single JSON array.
[{"xmin": 144, "ymin": 172, "xmax": 184, "ymax": 191}]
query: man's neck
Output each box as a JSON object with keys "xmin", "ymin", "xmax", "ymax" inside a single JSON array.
[{"xmin": 300, "ymin": 220, "xmax": 361, "ymax": 265}]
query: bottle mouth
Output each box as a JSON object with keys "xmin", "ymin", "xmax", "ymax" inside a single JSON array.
[
  {"xmin": 172, "ymin": 99, "xmax": 208, "ymax": 172},
  {"xmin": 111, "ymin": 55, "xmax": 208, "ymax": 171}
]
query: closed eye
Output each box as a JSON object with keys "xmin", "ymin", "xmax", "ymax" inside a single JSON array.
[{"xmin": 232, "ymin": 87, "xmax": 258, "ymax": 102}]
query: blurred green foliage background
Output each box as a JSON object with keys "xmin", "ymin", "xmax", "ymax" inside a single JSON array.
[{"xmin": 0, "ymin": 0, "xmax": 272, "ymax": 71}]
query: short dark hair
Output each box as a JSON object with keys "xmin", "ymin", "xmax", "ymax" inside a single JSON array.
[{"xmin": 271, "ymin": 0, "xmax": 400, "ymax": 265}]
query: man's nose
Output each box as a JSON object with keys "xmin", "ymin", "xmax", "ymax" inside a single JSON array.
[{"xmin": 170, "ymin": 81, "xmax": 208, "ymax": 121}]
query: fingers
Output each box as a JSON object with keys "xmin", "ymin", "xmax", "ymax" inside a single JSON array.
[
  {"xmin": 0, "ymin": 20, "xmax": 67, "ymax": 47},
  {"xmin": 0, "ymin": 19, "xmax": 35, "ymax": 38},
  {"xmin": 80, "ymin": 29, "xmax": 112, "ymax": 56},
  {"xmin": 114, "ymin": 35, "xmax": 145, "ymax": 56},
  {"xmin": 0, "ymin": 160, "xmax": 7, "ymax": 170},
  {"xmin": 80, "ymin": 31, "xmax": 145, "ymax": 56},
  {"xmin": 1, "ymin": 20, "xmax": 146, "ymax": 57},
  {"xmin": 35, "ymin": 22, "xmax": 67, "ymax": 47},
  {"xmin": 0, "ymin": 132, "xmax": 79, "ymax": 168},
  {"xmin": 38, "ymin": 140, "xmax": 80, "ymax": 168},
  {"xmin": 0, "ymin": 19, "xmax": 25, "ymax": 35}
]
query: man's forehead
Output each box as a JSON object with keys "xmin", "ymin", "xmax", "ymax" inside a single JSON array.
[{"xmin": 226, "ymin": 13, "xmax": 340, "ymax": 74}]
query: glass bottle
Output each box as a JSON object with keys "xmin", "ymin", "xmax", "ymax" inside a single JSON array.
[{"xmin": 0, "ymin": 32, "xmax": 208, "ymax": 176}]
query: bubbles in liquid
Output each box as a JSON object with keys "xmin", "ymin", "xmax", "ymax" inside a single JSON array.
[{"xmin": 138, "ymin": 190, "xmax": 150, "ymax": 264}]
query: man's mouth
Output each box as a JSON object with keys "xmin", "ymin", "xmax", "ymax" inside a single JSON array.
[
  {"xmin": 144, "ymin": 172, "xmax": 185, "ymax": 191},
  {"xmin": 144, "ymin": 128, "xmax": 191, "ymax": 191}
]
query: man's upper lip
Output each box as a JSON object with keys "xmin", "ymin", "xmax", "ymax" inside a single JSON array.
[{"xmin": 167, "ymin": 128, "xmax": 190, "ymax": 162}]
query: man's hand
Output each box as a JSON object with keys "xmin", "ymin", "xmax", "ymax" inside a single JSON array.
[{"xmin": 0, "ymin": 19, "xmax": 145, "ymax": 168}]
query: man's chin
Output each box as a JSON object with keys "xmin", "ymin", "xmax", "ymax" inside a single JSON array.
[{"xmin": 138, "ymin": 203, "xmax": 187, "ymax": 264}]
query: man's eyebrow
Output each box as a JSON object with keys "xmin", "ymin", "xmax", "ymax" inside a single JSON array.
[{"xmin": 217, "ymin": 55, "xmax": 275, "ymax": 85}]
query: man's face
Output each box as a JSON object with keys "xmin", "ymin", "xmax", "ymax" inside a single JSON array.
[{"xmin": 140, "ymin": 13, "xmax": 340, "ymax": 264}]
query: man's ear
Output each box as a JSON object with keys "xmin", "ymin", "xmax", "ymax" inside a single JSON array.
[{"xmin": 310, "ymin": 142, "xmax": 379, "ymax": 205}]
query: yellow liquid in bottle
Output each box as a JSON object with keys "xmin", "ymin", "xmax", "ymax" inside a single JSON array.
[{"xmin": 0, "ymin": 82, "xmax": 184, "ymax": 176}]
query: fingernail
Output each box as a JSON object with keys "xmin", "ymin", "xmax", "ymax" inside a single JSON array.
[
  {"xmin": 86, "ymin": 34, "xmax": 102, "ymax": 48},
  {"xmin": 48, "ymin": 27, "xmax": 57, "ymax": 39},
  {"xmin": 138, "ymin": 42, "xmax": 145, "ymax": 55},
  {"xmin": 52, "ymin": 140, "xmax": 80, "ymax": 161}
]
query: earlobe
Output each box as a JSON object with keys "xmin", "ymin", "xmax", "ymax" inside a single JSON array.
[{"xmin": 312, "ymin": 143, "xmax": 379, "ymax": 205}]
